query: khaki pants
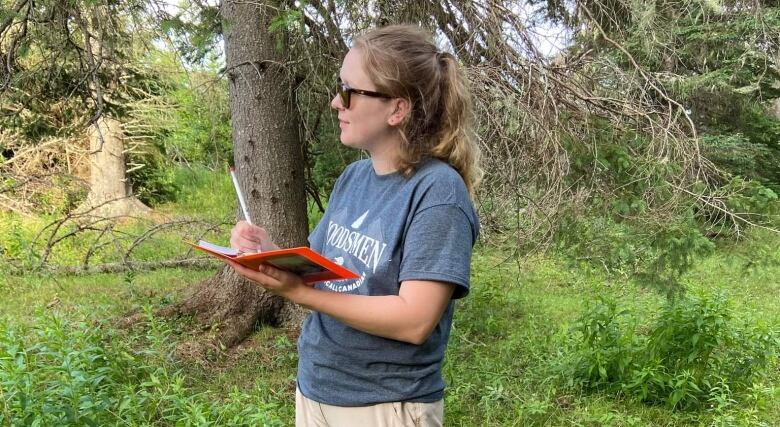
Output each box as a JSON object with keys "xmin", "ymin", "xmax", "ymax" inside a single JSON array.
[{"xmin": 295, "ymin": 388, "xmax": 444, "ymax": 427}]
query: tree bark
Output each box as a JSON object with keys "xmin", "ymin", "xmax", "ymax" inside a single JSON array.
[
  {"xmin": 160, "ymin": 0, "xmax": 310, "ymax": 355},
  {"xmin": 73, "ymin": 6, "xmax": 150, "ymax": 219},
  {"xmin": 771, "ymin": 51, "xmax": 780, "ymax": 120},
  {"xmin": 78, "ymin": 117, "xmax": 150, "ymax": 217}
]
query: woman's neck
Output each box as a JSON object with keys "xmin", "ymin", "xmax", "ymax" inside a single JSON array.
[{"xmin": 368, "ymin": 135, "xmax": 402, "ymax": 175}]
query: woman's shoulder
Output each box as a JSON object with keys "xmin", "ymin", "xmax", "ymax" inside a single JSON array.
[
  {"xmin": 413, "ymin": 158, "xmax": 468, "ymax": 193},
  {"xmin": 409, "ymin": 158, "xmax": 479, "ymax": 236},
  {"xmin": 410, "ymin": 158, "xmax": 474, "ymax": 211}
]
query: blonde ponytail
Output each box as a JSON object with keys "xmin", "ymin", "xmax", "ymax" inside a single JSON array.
[{"xmin": 429, "ymin": 53, "xmax": 482, "ymax": 196}]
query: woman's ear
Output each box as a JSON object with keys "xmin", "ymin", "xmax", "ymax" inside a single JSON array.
[{"xmin": 387, "ymin": 98, "xmax": 410, "ymax": 126}]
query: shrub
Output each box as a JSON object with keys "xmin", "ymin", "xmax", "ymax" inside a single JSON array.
[
  {"xmin": 0, "ymin": 312, "xmax": 287, "ymax": 425},
  {"xmin": 558, "ymin": 292, "xmax": 780, "ymax": 411}
]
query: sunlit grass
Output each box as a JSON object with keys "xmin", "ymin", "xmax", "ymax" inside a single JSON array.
[{"xmin": 1, "ymin": 229, "xmax": 778, "ymax": 425}]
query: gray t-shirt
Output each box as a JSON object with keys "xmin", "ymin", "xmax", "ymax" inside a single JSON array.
[{"xmin": 297, "ymin": 158, "xmax": 479, "ymax": 406}]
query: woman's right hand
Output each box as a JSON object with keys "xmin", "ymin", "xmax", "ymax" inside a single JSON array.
[{"xmin": 229, "ymin": 221, "xmax": 280, "ymax": 253}]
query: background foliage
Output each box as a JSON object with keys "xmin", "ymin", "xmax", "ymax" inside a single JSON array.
[{"xmin": 1, "ymin": 0, "xmax": 780, "ymax": 424}]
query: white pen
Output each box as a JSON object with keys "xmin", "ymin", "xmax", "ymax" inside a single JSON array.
[{"xmin": 229, "ymin": 166, "xmax": 253, "ymax": 225}]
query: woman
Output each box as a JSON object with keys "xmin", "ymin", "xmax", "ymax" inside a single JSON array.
[{"xmin": 226, "ymin": 24, "xmax": 481, "ymax": 427}]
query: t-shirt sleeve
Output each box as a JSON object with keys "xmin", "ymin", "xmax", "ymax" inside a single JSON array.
[{"xmin": 399, "ymin": 204, "xmax": 476, "ymax": 299}]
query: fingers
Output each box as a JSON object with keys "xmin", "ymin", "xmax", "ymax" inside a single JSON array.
[
  {"xmin": 256, "ymin": 263, "xmax": 288, "ymax": 283},
  {"xmin": 230, "ymin": 221, "xmax": 270, "ymax": 252},
  {"xmin": 222, "ymin": 259, "xmax": 283, "ymax": 287},
  {"xmin": 253, "ymin": 227, "xmax": 280, "ymax": 251},
  {"xmin": 223, "ymin": 259, "xmax": 275, "ymax": 287},
  {"xmin": 222, "ymin": 259, "xmax": 305, "ymax": 298}
]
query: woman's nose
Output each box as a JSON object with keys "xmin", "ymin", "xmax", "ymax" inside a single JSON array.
[{"xmin": 330, "ymin": 93, "xmax": 342, "ymax": 110}]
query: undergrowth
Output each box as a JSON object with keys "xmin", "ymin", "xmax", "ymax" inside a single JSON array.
[
  {"xmin": 0, "ymin": 309, "xmax": 288, "ymax": 426},
  {"xmin": 556, "ymin": 291, "xmax": 779, "ymax": 414}
]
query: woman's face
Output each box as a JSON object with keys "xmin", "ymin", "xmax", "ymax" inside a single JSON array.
[{"xmin": 331, "ymin": 48, "xmax": 400, "ymax": 152}]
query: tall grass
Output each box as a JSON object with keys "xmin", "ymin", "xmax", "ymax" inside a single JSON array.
[
  {"xmin": 0, "ymin": 309, "xmax": 289, "ymax": 426},
  {"xmin": 1, "ymin": 230, "xmax": 779, "ymax": 425}
]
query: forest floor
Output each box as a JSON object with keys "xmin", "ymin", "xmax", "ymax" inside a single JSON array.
[{"xmin": 1, "ymin": 227, "xmax": 778, "ymax": 426}]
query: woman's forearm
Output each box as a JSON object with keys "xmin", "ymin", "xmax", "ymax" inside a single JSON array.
[
  {"xmin": 223, "ymin": 259, "xmax": 454, "ymax": 345},
  {"xmin": 289, "ymin": 285, "xmax": 449, "ymax": 345}
]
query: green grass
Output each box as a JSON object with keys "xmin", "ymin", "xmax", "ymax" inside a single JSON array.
[
  {"xmin": 0, "ymin": 268, "xmax": 215, "ymax": 322},
  {"xmin": 0, "ymin": 309, "xmax": 291, "ymax": 425},
  {"xmin": 1, "ymin": 221, "xmax": 778, "ymax": 425},
  {"xmin": 156, "ymin": 165, "xmax": 236, "ymax": 221}
]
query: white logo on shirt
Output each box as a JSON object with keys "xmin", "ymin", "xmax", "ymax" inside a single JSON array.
[{"xmin": 351, "ymin": 210, "xmax": 369, "ymax": 229}]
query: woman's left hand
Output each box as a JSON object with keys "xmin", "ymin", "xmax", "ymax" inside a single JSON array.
[{"xmin": 222, "ymin": 259, "xmax": 310, "ymax": 301}]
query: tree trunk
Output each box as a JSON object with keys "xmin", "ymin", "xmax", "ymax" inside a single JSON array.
[
  {"xmin": 772, "ymin": 51, "xmax": 780, "ymax": 120},
  {"xmin": 73, "ymin": 6, "xmax": 150, "ymax": 219},
  {"xmin": 78, "ymin": 117, "xmax": 150, "ymax": 217},
  {"xmin": 160, "ymin": 0, "xmax": 309, "ymax": 356}
]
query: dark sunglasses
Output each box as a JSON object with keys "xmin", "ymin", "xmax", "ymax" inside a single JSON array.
[{"xmin": 336, "ymin": 78, "xmax": 392, "ymax": 108}]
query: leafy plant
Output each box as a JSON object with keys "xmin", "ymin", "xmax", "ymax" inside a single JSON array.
[
  {"xmin": 0, "ymin": 311, "xmax": 287, "ymax": 425},
  {"xmin": 558, "ymin": 292, "xmax": 780, "ymax": 411}
]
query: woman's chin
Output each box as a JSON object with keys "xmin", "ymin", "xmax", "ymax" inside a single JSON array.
[{"xmin": 339, "ymin": 135, "xmax": 362, "ymax": 149}]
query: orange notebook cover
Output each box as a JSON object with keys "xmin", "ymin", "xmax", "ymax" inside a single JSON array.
[{"xmin": 186, "ymin": 240, "xmax": 359, "ymax": 284}]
